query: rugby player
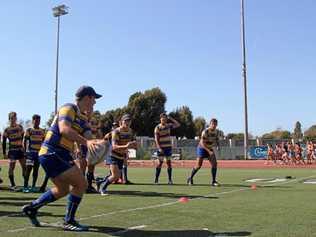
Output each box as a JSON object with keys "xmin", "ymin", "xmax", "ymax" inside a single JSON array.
[
  {"xmin": 2, "ymin": 112, "xmax": 26, "ymax": 190},
  {"xmin": 23, "ymin": 115, "xmax": 45, "ymax": 192},
  {"xmin": 22, "ymin": 86, "xmax": 101, "ymax": 231},
  {"xmin": 187, "ymin": 118, "xmax": 221, "ymax": 186},
  {"xmin": 154, "ymin": 113, "xmax": 180, "ymax": 185},
  {"xmin": 98, "ymin": 114, "xmax": 137, "ymax": 195}
]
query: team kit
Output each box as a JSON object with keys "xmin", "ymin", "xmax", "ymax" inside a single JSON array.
[{"xmin": 0, "ymin": 86, "xmax": 221, "ymax": 231}]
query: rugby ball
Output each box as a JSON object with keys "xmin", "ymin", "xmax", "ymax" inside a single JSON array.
[{"xmin": 87, "ymin": 140, "xmax": 111, "ymax": 166}]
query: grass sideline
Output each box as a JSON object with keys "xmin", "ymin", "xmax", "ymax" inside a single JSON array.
[{"xmin": 0, "ymin": 167, "xmax": 316, "ymax": 236}]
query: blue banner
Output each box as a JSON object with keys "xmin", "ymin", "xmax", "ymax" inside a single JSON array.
[{"xmin": 249, "ymin": 146, "xmax": 268, "ymax": 159}]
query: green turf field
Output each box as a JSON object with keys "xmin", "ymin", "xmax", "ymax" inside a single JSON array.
[{"xmin": 0, "ymin": 167, "xmax": 316, "ymax": 237}]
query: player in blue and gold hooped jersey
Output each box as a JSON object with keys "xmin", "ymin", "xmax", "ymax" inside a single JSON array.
[
  {"xmin": 98, "ymin": 114, "xmax": 137, "ymax": 195},
  {"xmin": 23, "ymin": 114, "xmax": 46, "ymax": 193},
  {"xmin": 0, "ymin": 132, "xmax": 3, "ymax": 184},
  {"xmin": 2, "ymin": 112, "xmax": 26, "ymax": 190},
  {"xmin": 22, "ymin": 86, "xmax": 101, "ymax": 232},
  {"xmin": 187, "ymin": 118, "xmax": 221, "ymax": 186},
  {"xmin": 154, "ymin": 113, "xmax": 180, "ymax": 185}
]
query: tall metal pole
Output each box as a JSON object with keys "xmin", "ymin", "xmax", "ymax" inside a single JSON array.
[
  {"xmin": 54, "ymin": 16, "xmax": 60, "ymax": 114},
  {"xmin": 241, "ymin": 0, "xmax": 249, "ymax": 159}
]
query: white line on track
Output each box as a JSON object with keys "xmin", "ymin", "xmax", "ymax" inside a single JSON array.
[{"xmin": 4, "ymin": 174, "xmax": 316, "ymax": 233}]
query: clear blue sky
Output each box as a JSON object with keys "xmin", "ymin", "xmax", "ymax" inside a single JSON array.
[{"xmin": 1, "ymin": 1, "xmax": 315, "ymax": 136}]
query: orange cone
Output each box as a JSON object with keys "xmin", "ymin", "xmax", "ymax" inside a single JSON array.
[{"xmin": 179, "ymin": 197, "xmax": 189, "ymax": 203}]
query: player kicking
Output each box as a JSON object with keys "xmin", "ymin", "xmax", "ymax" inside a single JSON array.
[
  {"xmin": 22, "ymin": 86, "xmax": 101, "ymax": 231},
  {"xmin": 2, "ymin": 112, "xmax": 26, "ymax": 190},
  {"xmin": 97, "ymin": 114, "xmax": 137, "ymax": 195},
  {"xmin": 23, "ymin": 115, "xmax": 46, "ymax": 192},
  {"xmin": 187, "ymin": 118, "xmax": 221, "ymax": 186},
  {"xmin": 154, "ymin": 113, "xmax": 180, "ymax": 185}
]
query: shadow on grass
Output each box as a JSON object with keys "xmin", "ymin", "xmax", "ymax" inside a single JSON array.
[
  {"xmin": 106, "ymin": 190, "xmax": 218, "ymax": 199},
  {"xmin": 88, "ymin": 226, "xmax": 251, "ymax": 236},
  {"xmin": 0, "ymin": 210, "xmax": 64, "ymax": 218}
]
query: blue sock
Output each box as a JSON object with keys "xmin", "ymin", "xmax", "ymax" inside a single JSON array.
[
  {"xmin": 31, "ymin": 189, "xmax": 57, "ymax": 210},
  {"xmin": 65, "ymin": 194, "xmax": 82, "ymax": 223}
]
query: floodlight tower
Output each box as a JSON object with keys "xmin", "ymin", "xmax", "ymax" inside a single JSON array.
[
  {"xmin": 241, "ymin": 0, "xmax": 249, "ymax": 159},
  {"xmin": 52, "ymin": 4, "xmax": 69, "ymax": 114}
]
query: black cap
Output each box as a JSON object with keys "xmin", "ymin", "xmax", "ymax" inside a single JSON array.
[
  {"xmin": 121, "ymin": 114, "xmax": 131, "ymax": 121},
  {"xmin": 75, "ymin": 86, "xmax": 102, "ymax": 99}
]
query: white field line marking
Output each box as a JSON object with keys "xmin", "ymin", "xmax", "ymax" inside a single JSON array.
[
  {"xmin": 106, "ymin": 225, "xmax": 146, "ymax": 235},
  {"xmin": 5, "ymin": 174, "xmax": 316, "ymax": 233}
]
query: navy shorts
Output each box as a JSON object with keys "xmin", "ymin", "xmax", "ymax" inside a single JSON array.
[
  {"xmin": 157, "ymin": 147, "xmax": 172, "ymax": 157},
  {"xmin": 197, "ymin": 147, "xmax": 214, "ymax": 159},
  {"xmin": 26, "ymin": 151, "xmax": 39, "ymax": 166},
  {"xmin": 8, "ymin": 150, "xmax": 24, "ymax": 161},
  {"xmin": 108, "ymin": 156, "xmax": 124, "ymax": 170},
  {"xmin": 39, "ymin": 150, "xmax": 75, "ymax": 178}
]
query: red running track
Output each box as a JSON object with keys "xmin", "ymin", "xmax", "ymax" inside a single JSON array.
[{"xmin": 1, "ymin": 159, "xmax": 315, "ymax": 169}]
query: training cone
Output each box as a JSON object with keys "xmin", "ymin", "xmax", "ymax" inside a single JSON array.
[
  {"xmin": 179, "ymin": 197, "xmax": 189, "ymax": 203},
  {"xmin": 251, "ymin": 184, "xmax": 257, "ymax": 190}
]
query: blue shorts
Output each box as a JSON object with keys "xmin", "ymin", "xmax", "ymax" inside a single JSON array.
[
  {"xmin": 26, "ymin": 151, "xmax": 39, "ymax": 166},
  {"xmin": 108, "ymin": 156, "xmax": 124, "ymax": 170},
  {"xmin": 157, "ymin": 147, "xmax": 172, "ymax": 157},
  {"xmin": 8, "ymin": 150, "xmax": 24, "ymax": 161},
  {"xmin": 39, "ymin": 150, "xmax": 75, "ymax": 178},
  {"xmin": 197, "ymin": 147, "xmax": 213, "ymax": 159}
]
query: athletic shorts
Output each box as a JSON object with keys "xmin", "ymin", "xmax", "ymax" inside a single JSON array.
[
  {"xmin": 197, "ymin": 147, "xmax": 214, "ymax": 159},
  {"xmin": 26, "ymin": 151, "xmax": 39, "ymax": 166},
  {"xmin": 39, "ymin": 149, "xmax": 75, "ymax": 178},
  {"xmin": 8, "ymin": 150, "xmax": 24, "ymax": 161},
  {"xmin": 107, "ymin": 156, "xmax": 124, "ymax": 170},
  {"xmin": 157, "ymin": 147, "xmax": 172, "ymax": 157}
]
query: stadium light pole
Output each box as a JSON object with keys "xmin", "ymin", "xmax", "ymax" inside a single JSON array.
[
  {"xmin": 241, "ymin": 0, "xmax": 249, "ymax": 159},
  {"xmin": 52, "ymin": 5, "xmax": 69, "ymax": 114}
]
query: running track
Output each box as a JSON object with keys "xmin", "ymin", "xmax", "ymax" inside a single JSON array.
[{"xmin": 1, "ymin": 160, "xmax": 315, "ymax": 169}]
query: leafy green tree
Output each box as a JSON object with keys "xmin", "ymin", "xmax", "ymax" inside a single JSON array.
[
  {"xmin": 304, "ymin": 125, "xmax": 316, "ymax": 140},
  {"xmin": 226, "ymin": 133, "xmax": 245, "ymax": 140},
  {"xmin": 293, "ymin": 121, "xmax": 303, "ymax": 140},
  {"xmin": 169, "ymin": 106, "xmax": 195, "ymax": 139},
  {"xmin": 262, "ymin": 129, "xmax": 291, "ymax": 139},
  {"xmin": 127, "ymin": 87, "xmax": 166, "ymax": 136},
  {"xmin": 193, "ymin": 117, "xmax": 206, "ymax": 137}
]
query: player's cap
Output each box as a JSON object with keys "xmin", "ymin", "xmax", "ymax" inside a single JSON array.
[
  {"xmin": 76, "ymin": 86, "xmax": 102, "ymax": 99},
  {"xmin": 121, "ymin": 114, "xmax": 131, "ymax": 121}
]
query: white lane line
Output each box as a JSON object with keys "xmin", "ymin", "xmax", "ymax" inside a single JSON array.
[
  {"xmin": 106, "ymin": 225, "xmax": 147, "ymax": 235},
  {"xmin": 5, "ymin": 174, "xmax": 316, "ymax": 233}
]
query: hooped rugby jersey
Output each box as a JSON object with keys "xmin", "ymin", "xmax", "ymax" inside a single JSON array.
[
  {"xmin": 24, "ymin": 127, "xmax": 46, "ymax": 152},
  {"xmin": 3, "ymin": 125, "xmax": 24, "ymax": 152},
  {"xmin": 154, "ymin": 123, "xmax": 175, "ymax": 149},
  {"xmin": 111, "ymin": 127, "xmax": 136, "ymax": 160},
  {"xmin": 39, "ymin": 103, "xmax": 90, "ymax": 155},
  {"xmin": 200, "ymin": 128, "xmax": 220, "ymax": 150}
]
